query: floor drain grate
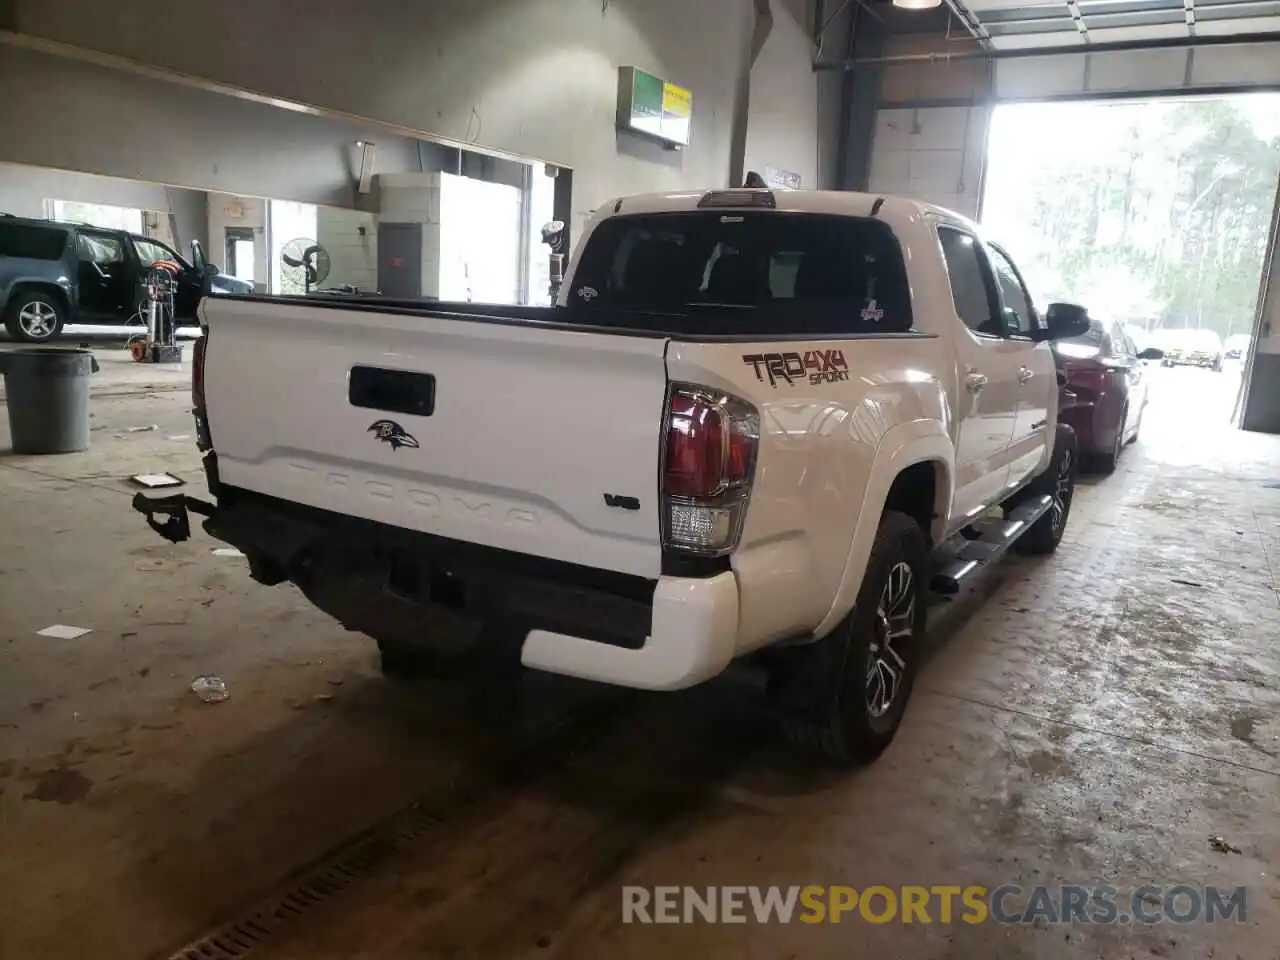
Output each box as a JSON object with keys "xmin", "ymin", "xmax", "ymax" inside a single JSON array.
[
  {"xmin": 168, "ymin": 811, "xmax": 441, "ymax": 960},
  {"xmin": 163, "ymin": 696, "xmax": 627, "ymax": 960}
]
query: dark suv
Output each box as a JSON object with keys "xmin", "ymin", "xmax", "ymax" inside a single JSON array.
[{"xmin": 0, "ymin": 215, "xmax": 252, "ymax": 342}]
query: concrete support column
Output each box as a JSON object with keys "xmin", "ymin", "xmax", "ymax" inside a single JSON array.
[
  {"xmin": 1239, "ymin": 176, "xmax": 1280, "ymax": 433},
  {"xmin": 729, "ymin": 0, "xmax": 775, "ymax": 189},
  {"xmin": 835, "ymin": 8, "xmax": 884, "ymax": 192}
]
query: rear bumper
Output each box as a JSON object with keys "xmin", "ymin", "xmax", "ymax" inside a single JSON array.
[
  {"xmin": 132, "ymin": 487, "xmax": 740, "ymax": 692},
  {"xmin": 521, "ymin": 573, "xmax": 739, "ymax": 690}
]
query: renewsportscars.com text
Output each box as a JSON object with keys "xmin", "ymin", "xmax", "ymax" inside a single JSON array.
[{"xmin": 622, "ymin": 885, "xmax": 1247, "ymax": 925}]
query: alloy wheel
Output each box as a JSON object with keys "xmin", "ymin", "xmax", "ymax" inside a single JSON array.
[
  {"xmin": 18, "ymin": 301, "xmax": 58, "ymax": 340},
  {"xmin": 1050, "ymin": 447, "xmax": 1073, "ymax": 535},
  {"xmin": 865, "ymin": 561, "xmax": 915, "ymax": 720}
]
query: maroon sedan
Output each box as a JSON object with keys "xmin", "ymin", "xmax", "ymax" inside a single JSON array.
[{"xmin": 1055, "ymin": 318, "xmax": 1163, "ymax": 473}]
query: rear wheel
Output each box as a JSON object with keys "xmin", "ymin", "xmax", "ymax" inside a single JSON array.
[
  {"xmin": 1014, "ymin": 425, "xmax": 1077, "ymax": 556},
  {"xmin": 776, "ymin": 511, "xmax": 927, "ymax": 764},
  {"xmin": 4, "ymin": 291, "xmax": 65, "ymax": 343}
]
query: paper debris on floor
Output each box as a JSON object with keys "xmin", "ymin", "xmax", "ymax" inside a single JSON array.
[
  {"xmin": 166, "ymin": 434, "xmax": 192, "ymax": 441},
  {"xmin": 212, "ymin": 547, "xmax": 245, "ymax": 558},
  {"xmin": 191, "ymin": 676, "xmax": 230, "ymax": 703},
  {"xmin": 130, "ymin": 473, "xmax": 184, "ymax": 488},
  {"xmin": 37, "ymin": 624, "xmax": 93, "ymax": 640},
  {"xmin": 126, "ymin": 424, "xmax": 159, "ymax": 433}
]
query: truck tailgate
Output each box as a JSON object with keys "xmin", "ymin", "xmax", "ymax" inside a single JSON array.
[{"xmin": 201, "ymin": 298, "xmax": 669, "ymax": 578}]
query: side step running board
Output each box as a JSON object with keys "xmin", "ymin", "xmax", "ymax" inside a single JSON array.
[{"xmin": 930, "ymin": 495, "xmax": 1053, "ymax": 595}]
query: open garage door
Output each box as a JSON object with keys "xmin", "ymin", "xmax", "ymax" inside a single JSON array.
[{"xmin": 980, "ymin": 94, "xmax": 1280, "ymax": 442}]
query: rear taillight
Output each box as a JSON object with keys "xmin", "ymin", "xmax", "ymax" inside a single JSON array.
[
  {"xmin": 661, "ymin": 385, "xmax": 759, "ymax": 557},
  {"xmin": 192, "ymin": 331, "xmax": 213, "ymax": 452},
  {"xmin": 192, "ymin": 333, "xmax": 208, "ymax": 410}
]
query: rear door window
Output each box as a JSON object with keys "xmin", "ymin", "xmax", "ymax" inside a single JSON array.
[
  {"xmin": 566, "ymin": 212, "xmax": 913, "ymax": 336},
  {"xmin": 0, "ymin": 222, "xmax": 68, "ymax": 260}
]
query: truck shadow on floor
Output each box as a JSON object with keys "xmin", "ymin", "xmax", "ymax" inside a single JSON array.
[{"xmin": 97, "ymin": 568, "xmax": 1021, "ymax": 959}]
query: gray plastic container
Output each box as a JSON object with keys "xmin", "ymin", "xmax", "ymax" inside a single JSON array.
[{"xmin": 0, "ymin": 348, "xmax": 99, "ymax": 454}]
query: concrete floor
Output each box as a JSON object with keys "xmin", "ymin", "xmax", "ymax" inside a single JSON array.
[{"xmin": 0, "ymin": 349, "xmax": 1277, "ymax": 960}]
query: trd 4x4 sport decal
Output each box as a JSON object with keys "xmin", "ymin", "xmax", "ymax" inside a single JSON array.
[{"xmin": 742, "ymin": 349, "xmax": 849, "ymax": 388}]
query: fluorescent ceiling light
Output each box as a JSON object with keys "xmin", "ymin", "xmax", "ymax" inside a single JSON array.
[{"xmin": 893, "ymin": 0, "xmax": 943, "ymax": 8}]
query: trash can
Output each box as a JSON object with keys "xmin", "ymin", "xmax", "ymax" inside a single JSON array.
[{"xmin": 0, "ymin": 348, "xmax": 99, "ymax": 454}]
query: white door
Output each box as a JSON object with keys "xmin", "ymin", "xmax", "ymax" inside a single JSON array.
[
  {"xmin": 937, "ymin": 226, "xmax": 1022, "ymax": 529},
  {"xmin": 985, "ymin": 243, "xmax": 1056, "ymax": 490}
]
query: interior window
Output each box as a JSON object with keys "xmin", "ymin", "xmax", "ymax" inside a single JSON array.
[
  {"xmin": 986, "ymin": 245, "xmax": 1036, "ymax": 336},
  {"xmin": 937, "ymin": 228, "xmax": 999, "ymax": 335},
  {"xmin": 77, "ymin": 233, "xmax": 124, "ymax": 266}
]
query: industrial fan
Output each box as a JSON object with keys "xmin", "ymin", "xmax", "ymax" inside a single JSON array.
[{"xmin": 280, "ymin": 238, "xmax": 332, "ymax": 295}]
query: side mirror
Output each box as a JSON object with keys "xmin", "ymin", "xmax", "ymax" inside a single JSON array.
[
  {"xmin": 1041, "ymin": 302, "xmax": 1090, "ymax": 341},
  {"xmin": 1137, "ymin": 347, "xmax": 1164, "ymax": 361},
  {"xmin": 190, "ymin": 240, "xmax": 215, "ymax": 294}
]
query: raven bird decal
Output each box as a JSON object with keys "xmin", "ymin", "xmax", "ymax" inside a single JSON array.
[{"xmin": 368, "ymin": 419, "xmax": 420, "ymax": 451}]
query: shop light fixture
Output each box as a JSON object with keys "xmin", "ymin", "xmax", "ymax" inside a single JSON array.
[{"xmin": 892, "ymin": 0, "xmax": 943, "ymax": 8}]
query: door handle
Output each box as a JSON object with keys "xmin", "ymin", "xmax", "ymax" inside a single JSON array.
[
  {"xmin": 965, "ymin": 371, "xmax": 988, "ymax": 394},
  {"xmin": 1018, "ymin": 367, "xmax": 1034, "ymax": 384}
]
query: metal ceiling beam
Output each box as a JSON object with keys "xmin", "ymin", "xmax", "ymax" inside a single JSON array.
[
  {"xmin": 816, "ymin": 28, "xmax": 1280, "ymax": 65},
  {"xmin": 941, "ymin": 0, "xmax": 994, "ymax": 48},
  {"xmin": 983, "ymin": 0, "xmax": 1280, "ymax": 20}
]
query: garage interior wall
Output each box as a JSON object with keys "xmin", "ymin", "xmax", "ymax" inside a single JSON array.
[
  {"xmin": 0, "ymin": 162, "xmax": 210, "ymax": 252},
  {"xmin": 2, "ymin": 0, "xmax": 829, "ymax": 237}
]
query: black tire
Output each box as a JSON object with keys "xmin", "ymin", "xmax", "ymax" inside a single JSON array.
[
  {"xmin": 776, "ymin": 511, "xmax": 928, "ymax": 765},
  {"xmin": 3, "ymin": 290, "xmax": 66, "ymax": 343},
  {"xmin": 376, "ymin": 620, "xmax": 524, "ymax": 683},
  {"xmin": 1014, "ymin": 425, "xmax": 1077, "ymax": 556}
]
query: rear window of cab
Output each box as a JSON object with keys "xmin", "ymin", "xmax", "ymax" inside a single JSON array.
[{"xmin": 565, "ymin": 211, "xmax": 913, "ymax": 337}]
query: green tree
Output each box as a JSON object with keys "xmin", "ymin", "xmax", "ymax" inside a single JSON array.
[{"xmin": 994, "ymin": 97, "xmax": 1280, "ymax": 337}]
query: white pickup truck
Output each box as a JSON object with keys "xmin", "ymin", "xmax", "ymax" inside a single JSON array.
[{"xmin": 134, "ymin": 188, "xmax": 1090, "ymax": 763}]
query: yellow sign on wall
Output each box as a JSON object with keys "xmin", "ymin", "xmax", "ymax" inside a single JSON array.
[{"xmin": 618, "ymin": 67, "xmax": 693, "ymax": 147}]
